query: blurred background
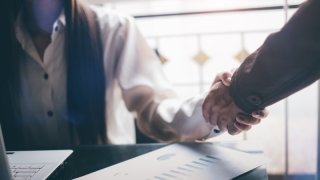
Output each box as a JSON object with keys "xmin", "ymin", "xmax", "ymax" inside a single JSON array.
[{"xmin": 85, "ymin": 0, "xmax": 316, "ymax": 179}]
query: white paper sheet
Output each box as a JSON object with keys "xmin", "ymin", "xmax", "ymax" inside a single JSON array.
[{"xmin": 76, "ymin": 143, "xmax": 266, "ymax": 180}]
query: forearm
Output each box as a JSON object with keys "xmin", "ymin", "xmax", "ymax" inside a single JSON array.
[
  {"xmin": 128, "ymin": 88, "xmax": 213, "ymax": 142},
  {"xmin": 230, "ymin": 0, "xmax": 320, "ymax": 113}
]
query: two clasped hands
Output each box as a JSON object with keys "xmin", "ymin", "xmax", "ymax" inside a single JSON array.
[{"xmin": 202, "ymin": 71, "xmax": 268, "ymax": 135}]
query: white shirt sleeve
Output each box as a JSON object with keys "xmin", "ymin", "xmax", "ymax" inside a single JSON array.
[{"xmin": 114, "ymin": 15, "xmax": 215, "ymax": 142}]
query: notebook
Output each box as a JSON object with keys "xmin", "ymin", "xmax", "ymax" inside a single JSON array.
[
  {"xmin": 76, "ymin": 142, "xmax": 266, "ymax": 180},
  {"xmin": 0, "ymin": 125, "xmax": 72, "ymax": 180}
]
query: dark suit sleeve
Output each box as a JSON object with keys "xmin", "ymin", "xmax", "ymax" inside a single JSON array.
[{"xmin": 229, "ymin": 0, "xmax": 320, "ymax": 113}]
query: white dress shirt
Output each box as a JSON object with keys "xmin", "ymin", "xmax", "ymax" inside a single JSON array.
[{"xmin": 15, "ymin": 7, "xmax": 215, "ymax": 146}]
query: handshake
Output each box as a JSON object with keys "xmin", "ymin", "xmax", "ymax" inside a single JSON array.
[{"xmin": 202, "ymin": 72, "xmax": 268, "ymax": 135}]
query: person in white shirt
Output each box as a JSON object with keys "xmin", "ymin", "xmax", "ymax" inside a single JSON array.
[{"xmin": 0, "ymin": 0, "xmax": 262, "ymax": 149}]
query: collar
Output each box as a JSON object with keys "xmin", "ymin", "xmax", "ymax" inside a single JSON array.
[
  {"xmin": 14, "ymin": 9, "xmax": 66, "ymax": 63},
  {"xmin": 57, "ymin": 9, "xmax": 66, "ymax": 27}
]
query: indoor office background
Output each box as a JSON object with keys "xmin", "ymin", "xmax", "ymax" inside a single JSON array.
[{"xmin": 86, "ymin": 0, "xmax": 316, "ymax": 179}]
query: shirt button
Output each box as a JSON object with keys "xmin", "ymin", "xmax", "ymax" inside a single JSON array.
[
  {"xmin": 247, "ymin": 95, "xmax": 262, "ymax": 106},
  {"xmin": 47, "ymin": 111, "xmax": 54, "ymax": 117},
  {"xmin": 44, "ymin": 73, "xmax": 49, "ymax": 80}
]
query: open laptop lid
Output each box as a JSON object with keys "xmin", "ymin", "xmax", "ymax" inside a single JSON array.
[{"xmin": 0, "ymin": 125, "xmax": 12, "ymax": 180}]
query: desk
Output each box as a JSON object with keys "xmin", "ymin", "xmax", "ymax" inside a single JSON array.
[{"xmin": 55, "ymin": 143, "xmax": 267, "ymax": 180}]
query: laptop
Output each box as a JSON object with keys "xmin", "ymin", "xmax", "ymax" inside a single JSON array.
[{"xmin": 0, "ymin": 125, "xmax": 73, "ymax": 180}]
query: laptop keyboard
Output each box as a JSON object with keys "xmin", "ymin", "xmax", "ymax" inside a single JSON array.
[{"xmin": 10, "ymin": 164, "xmax": 45, "ymax": 180}]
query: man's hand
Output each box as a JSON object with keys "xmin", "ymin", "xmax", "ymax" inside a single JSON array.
[{"xmin": 202, "ymin": 72, "xmax": 267, "ymax": 135}]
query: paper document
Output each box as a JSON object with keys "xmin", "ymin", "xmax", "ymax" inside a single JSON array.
[{"xmin": 76, "ymin": 143, "xmax": 266, "ymax": 180}]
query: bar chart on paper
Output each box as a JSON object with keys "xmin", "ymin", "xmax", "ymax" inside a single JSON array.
[{"xmin": 77, "ymin": 143, "xmax": 266, "ymax": 180}]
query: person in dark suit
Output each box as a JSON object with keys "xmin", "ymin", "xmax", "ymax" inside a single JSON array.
[{"xmin": 203, "ymin": 0, "xmax": 320, "ymax": 135}]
